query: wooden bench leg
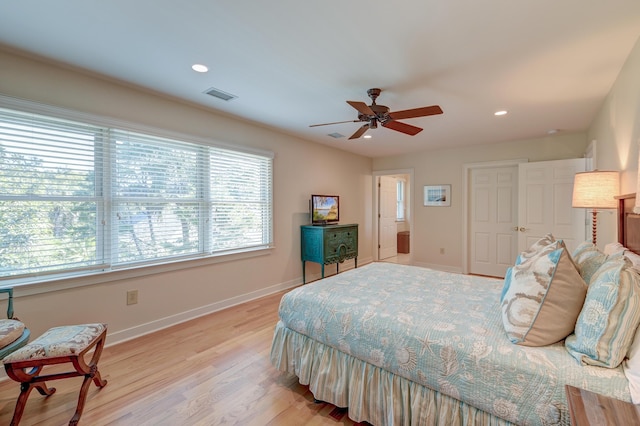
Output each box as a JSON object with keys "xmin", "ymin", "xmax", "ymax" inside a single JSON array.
[
  {"xmin": 69, "ymin": 330, "xmax": 108, "ymax": 426},
  {"xmin": 10, "ymin": 382, "xmax": 56, "ymax": 426}
]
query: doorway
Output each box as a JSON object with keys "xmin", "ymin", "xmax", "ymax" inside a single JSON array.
[{"xmin": 373, "ymin": 169, "xmax": 413, "ymax": 265}]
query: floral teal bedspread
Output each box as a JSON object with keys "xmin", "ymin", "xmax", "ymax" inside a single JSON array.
[{"xmin": 276, "ymin": 262, "xmax": 631, "ymax": 425}]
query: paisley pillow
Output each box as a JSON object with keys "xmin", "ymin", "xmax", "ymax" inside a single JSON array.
[
  {"xmin": 501, "ymin": 240, "xmax": 587, "ymax": 346},
  {"xmin": 515, "ymin": 233, "xmax": 556, "ymax": 265}
]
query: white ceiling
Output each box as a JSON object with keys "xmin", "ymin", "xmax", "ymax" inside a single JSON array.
[{"xmin": 1, "ymin": 1, "xmax": 639, "ymax": 158}]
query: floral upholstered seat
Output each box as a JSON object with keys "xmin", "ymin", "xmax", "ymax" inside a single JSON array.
[
  {"xmin": 3, "ymin": 323, "xmax": 106, "ymax": 363},
  {"xmin": 2, "ymin": 322, "xmax": 108, "ymax": 426}
]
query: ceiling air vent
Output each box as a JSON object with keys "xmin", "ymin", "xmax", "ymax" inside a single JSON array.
[
  {"xmin": 328, "ymin": 132, "xmax": 344, "ymax": 139},
  {"xmin": 204, "ymin": 87, "xmax": 237, "ymax": 101}
]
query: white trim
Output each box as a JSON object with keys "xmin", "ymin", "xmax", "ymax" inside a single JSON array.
[
  {"xmin": 8, "ymin": 247, "xmax": 274, "ymax": 297},
  {"xmin": 0, "ymin": 94, "xmax": 274, "ymax": 159},
  {"xmin": 462, "ymin": 159, "xmax": 528, "ymax": 274}
]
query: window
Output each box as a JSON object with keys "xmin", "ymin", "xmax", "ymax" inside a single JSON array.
[
  {"xmin": 396, "ymin": 179, "xmax": 405, "ymax": 221},
  {"xmin": 0, "ymin": 103, "xmax": 273, "ymax": 283}
]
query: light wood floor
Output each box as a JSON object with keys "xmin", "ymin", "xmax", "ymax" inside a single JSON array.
[{"xmin": 0, "ymin": 290, "xmax": 368, "ymax": 425}]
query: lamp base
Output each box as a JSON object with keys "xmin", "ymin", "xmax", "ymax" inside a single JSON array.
[{"xmin": 591, "ymin": 209, "xmax": 598, "ymax": 245}]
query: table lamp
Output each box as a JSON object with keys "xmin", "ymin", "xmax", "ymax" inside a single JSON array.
[{"xmin": 571, "ymin": 170, "xmax": 620, "ymax": 245}]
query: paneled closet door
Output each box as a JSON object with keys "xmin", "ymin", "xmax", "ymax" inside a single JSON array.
[
  {"xmin": 469, "ymin": 166, "xmax": 519, "ymax": 278},
  {"xmin": 517, "ymin": 158, "xmax": 587, "ymax": 255}
]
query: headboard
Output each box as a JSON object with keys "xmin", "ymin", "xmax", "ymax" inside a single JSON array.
[{"xmin": 616, "ymin": 193, "xmax": 640, "ymax": 255}]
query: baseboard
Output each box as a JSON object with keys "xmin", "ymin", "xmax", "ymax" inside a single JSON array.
[
  {"xmin": 411, "ymin": 261, "xmax": 463, "ymax": 274},
  {"xmin": 105, "ymin": 276, "xmax": 300, "ymax": 347}
]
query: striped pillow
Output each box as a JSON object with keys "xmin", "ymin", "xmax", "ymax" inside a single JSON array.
[
  {"xmin": 565, "ymin": 257, "xmax": 640, "ymax": 368},
  {"xmin": 571, "ymin": 241, "xmax": 622, "ymax": 285}
]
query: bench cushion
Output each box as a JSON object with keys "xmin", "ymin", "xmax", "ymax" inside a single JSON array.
[
  {"xmin": 3, "ymin": 323, "xmax": 106, "ymax": 363},
  {"xmin": 0, "ymin": 319, "xmax": 26, "ymax": 349}
]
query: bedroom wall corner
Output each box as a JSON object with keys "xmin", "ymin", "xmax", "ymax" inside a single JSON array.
[{"xmin": 587, "ymin": 35, "xmax": 640, "ymax": 247}]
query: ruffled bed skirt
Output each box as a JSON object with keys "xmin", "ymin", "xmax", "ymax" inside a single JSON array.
[{"xmin": 270, "ymin": 321, "xmax": 515, "ymax": 426}]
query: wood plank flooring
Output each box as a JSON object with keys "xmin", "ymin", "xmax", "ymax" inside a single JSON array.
[{"xmin": 0, "ymin": 290, "xmax": 367, "ymax": 425}]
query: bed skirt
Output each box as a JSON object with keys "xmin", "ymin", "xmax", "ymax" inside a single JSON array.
[{"xmin": 271, "ymin": 321, "xmax": 515, "ymax": 426}]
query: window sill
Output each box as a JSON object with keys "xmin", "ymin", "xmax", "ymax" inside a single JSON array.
[{"xmin": 3, "ymin": 246, "xmax": 274, "ymax": 297}]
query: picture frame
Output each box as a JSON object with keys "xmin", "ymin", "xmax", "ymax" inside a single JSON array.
[{"xmin": 423, "ymin": 184, "xmax": 451, "ymax": 207}]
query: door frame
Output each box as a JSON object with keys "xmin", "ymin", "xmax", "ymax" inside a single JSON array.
[
  {"xmin": 462, "ymin": 159, "xmax": 528, "ymax": 274},
  {"xmin": 372, "ymin": 168, "xmax": 414, "ymax": 262}
]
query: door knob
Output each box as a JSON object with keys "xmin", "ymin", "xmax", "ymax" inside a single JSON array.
[{"xmin": 519, "ymin": 227, "xmax": 526, "ymax": 232}]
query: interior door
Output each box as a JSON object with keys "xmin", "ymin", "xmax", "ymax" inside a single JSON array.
[
  {"xmin": 518, "ymin": 158, "xmax": 586, "ymax": 254},
  {"xmin": 469, "ymin": 166, "xmax": 519, "ymax": 277},
  {"xmin": 379, "ymin": 176, "xmax": 398, "ymax": 260}
]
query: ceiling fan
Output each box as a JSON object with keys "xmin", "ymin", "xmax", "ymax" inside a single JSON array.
[{"xmin": 310, "ymin": 88, "xmax": 443, "ymax": 140}]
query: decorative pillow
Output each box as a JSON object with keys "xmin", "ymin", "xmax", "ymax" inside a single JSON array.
[
  {"xmin": 623, "ymin": 324, "xmax": 640, "ymax": 404},
  {"xmin": 565, "ymin": 257, "xmax": 640, "ymax": 368},
  {"xmin": 501, "ymin": 240, "xmax": 587, "ymax": 346},
  {"xmin": 572, "ymin": 242, "xmax": 608, "ymax": 284},
  {"xmin": 625, "ymin": 250, "xmax": 640, "ymax": 269},
  {"xmin": 514, "ymin": 233, "xmax": 556, "ymax": 265},
  {"xmin": 604, "ymin": 242, "xmax": 626, "ymax": 255}
]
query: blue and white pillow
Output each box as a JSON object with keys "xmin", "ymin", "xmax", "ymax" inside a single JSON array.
[
  {"xmin": 571, "ymin": 241, "xmax": 623, "ymax": 285},
  {"xmin": 566, "ymin": 257, "xmax": 640, "ymax": 368}
]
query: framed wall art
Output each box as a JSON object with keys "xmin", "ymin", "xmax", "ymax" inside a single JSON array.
[{"xmin": 423, "ymin": 184, "xmax": 451, "ymax": 207}]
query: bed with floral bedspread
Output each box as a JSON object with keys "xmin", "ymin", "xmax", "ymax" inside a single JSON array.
[{"xmin": 270, "ymin": 262, "xmax": 631, "ymax": 425}]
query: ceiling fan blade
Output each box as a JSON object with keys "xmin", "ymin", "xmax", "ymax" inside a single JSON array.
[
  {"xmin": 347, "ymin": 101, "xmax": 375, "ymax": 116},
  {"xmin": 309, "ymin": 119, "xmax": 361, "ymax": 127},
  {"xmin": 388, "ymin": 105, "xmax": 443, "ymax": 120},
  {"xmin": 349, "ymin": 124, "xmax": 370, "ymax": 140},
  {"xmin": 382, "ymin": 120, "xmax": 423, "ymax": 136}
]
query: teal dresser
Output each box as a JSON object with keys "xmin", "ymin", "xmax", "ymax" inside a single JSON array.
[{"xmin": 301, "ymin": 224, "xmax": 358, "ymax": 284}]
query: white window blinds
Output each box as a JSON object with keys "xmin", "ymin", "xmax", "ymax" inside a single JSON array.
[{"xmin": 0, "ymin": 105, "xmax": 273, "ymax": 281}]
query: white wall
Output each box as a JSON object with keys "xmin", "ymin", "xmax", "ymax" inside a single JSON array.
[
  {"xmin": 0, "ymin": 48, "xmax": 373, "ymax": 341},
  {"xmin": 373, "ymin": 133, "xmax": 588, "ymax": 270},
  {"xmin": 587, "ymin": 36, "xmax": 640, "ymax": 247}
]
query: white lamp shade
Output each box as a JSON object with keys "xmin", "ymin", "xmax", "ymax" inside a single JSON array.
[{"xmin": 572, "ymin": 170, "xmax": 620, "ymax": 209}]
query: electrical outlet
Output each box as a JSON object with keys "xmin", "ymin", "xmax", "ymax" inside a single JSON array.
[
  {"xmin": 440, "ymin": 248, "xmax": 445, "ymax": 255},
  {"xmin": 126, "ymin": 290, "xmax": 138, "ymax": 305}
]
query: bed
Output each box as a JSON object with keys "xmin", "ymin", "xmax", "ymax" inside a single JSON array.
[{"xmin": 270, "ymin": 194, "xmax": 640, "ymax": 425}]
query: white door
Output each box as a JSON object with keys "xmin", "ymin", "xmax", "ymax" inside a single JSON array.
[
  {"xmin": 518, "ymin": 158, "xmax": 586, "ymax": 254},
  {"xmin": 469, "ymin": 166, "xmax": 519, "ymax": 277},
  {"xmin": 379, "ymin": 176, "xmax": 398, "ymax": 260}
]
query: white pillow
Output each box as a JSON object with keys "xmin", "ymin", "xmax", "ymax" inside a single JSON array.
[
  {"xmin": 626, "ymin": 251, "xmax": 640, "ymax": 268},
  {"xmin": 605, "ymin": 242, "xmax": 626, "ymax": 255},
  {"xmin": 623, "ymin": 323, "xmax": 640, "ymax": 404}
]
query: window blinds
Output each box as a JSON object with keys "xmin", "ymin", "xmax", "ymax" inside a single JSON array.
[{"xmin": 0, "ymin": 106, "xmax": 273, "ymax": 281}]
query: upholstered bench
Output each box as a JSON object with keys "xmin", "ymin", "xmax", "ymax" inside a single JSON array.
[{"xmin": 3, "ymin": 323, "xmax": 108, "ymax": 426}]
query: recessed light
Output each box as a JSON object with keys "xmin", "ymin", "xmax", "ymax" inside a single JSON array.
[
  {"xmin": 494, "ymin": 110, "xmax": 508, "ymax": 116},
  {"xmin": 364, "ymin": 135, "xmax": 372, "ymax": 139},
  {"xmin": 191, "ymin": 64, "xmax": 209, "ymax": 73}
]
